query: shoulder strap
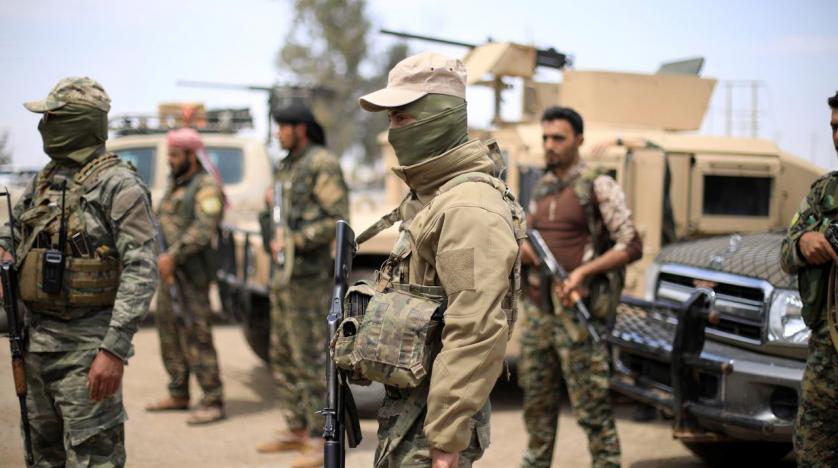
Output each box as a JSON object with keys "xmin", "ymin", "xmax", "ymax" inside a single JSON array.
[
  {"xmin": 355, "ymin": 192, "xmax": 411, "ymax": 247},
  {"xmin": 178, "ymin": 173, "xmax": 207, "ymax": 222}
]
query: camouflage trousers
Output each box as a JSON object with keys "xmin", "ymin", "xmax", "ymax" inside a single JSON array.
[
  {"xmin": 155, "ymin": 277, "xmax": 223, "ymax": 406},
  {"xmin": 269, "ymin": 273, "xmax": 330, "ymax": 437},
  {"xmin": 25, "ymin": 349, "xmax": 126, "ymax": 467},
  {"xmin": 519, "ymin": 301, "xmax": 620, "ymax": 468},
  {"xmin": 795, "ymin": 322, "xmax": 838, "ymax": 466},
  {"xmin": 374, "ymin": 386, "xmax": 489, "ymax": 468}
]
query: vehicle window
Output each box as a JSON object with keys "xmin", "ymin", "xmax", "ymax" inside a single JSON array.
[
  {"xmin": 206, "ymin": 147, "xmax": 244, "ymax": 185},
  {"xmin": 114, "ymin": 147, "xmax": 156, "ymax": 185},
  {"xmin": 703, "ymin": 175, "xmax": 771, "ymax": 216}
]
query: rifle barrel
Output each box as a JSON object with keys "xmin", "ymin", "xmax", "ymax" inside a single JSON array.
[{"xmin": 380, "ymin": 29, "xmax": 476, "ymax": 49}]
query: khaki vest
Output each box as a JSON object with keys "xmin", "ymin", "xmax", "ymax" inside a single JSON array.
[{"xmin": 17, "ymin": 154, "xmax": 123, "ymax": 318}]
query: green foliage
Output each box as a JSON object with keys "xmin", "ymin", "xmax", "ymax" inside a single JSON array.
[
  {"xmin": 0, "ymin": 130, "xmax": 12, "ymax": 165},
  {"xmin": 277, "ymin": 0, "xmax": 408, "ymax": 164}
]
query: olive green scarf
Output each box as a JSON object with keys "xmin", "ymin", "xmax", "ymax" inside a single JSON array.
[
  {"xmin": 38, "ymin": 103, "xmax": 108, "ymax": 164},
  {"xmin": 388, "ymin": 94, "xmax": 468, "ymax": 167}
]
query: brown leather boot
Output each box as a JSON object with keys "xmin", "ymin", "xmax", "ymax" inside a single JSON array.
[
  {"xmin": 145, "ymin": 396, "xmax": 189, "ymax": 412},
  {"xmin": 290, "ymin": 438, "xmax": 324, "ymax": 468},
  {"xmin": 256, "ymin": 430, "xmax": 308, "ymax": 453},
  {"xmin": 186, "ymin": 404, "xmax": 225, "ymax": 425}
]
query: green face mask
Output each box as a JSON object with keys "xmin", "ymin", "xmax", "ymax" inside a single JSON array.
[
  {"xmin": 387, "ymin": 94, "xmax": 468, "ymax": 167},
  {"xmin": 38, "ymin": 103, "xmax": 108, "ymax": 164}
]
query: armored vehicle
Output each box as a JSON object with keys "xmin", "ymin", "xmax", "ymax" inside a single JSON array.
[{"xmin": 382, "ymin": 32, "xmax": 822, "ymax": 465}]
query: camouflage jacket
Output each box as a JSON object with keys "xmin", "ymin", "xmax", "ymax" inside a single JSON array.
[
  {"xmin": 157, "ymin": 170, "xmax": 223, "ymax": 284},
  {"xmin": 265, "ymin": 144, "xmax": 349, "ymax": 279},
  {"xmin": 780, "ymin": 171, "xmax": 838, "ymax": 326},
  {"xmin": 0, "ymin": 153, "xmax": 158, "ymax": 360}
]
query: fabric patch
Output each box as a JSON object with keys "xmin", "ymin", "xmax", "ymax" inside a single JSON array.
[
  {"xmin": 789, "ymin": 211, "xmax": 799, "ymax": 228},
  {"xmin": 437, "ymin": 248, "xmax": 475, "ymax": 294},
  {"xmin": 314, "ymin": 173, "xmax": 344, "ymax": 207},
  {"xmin": 199, "ymin": 197, "xmax": 222, "ymax": 215}
]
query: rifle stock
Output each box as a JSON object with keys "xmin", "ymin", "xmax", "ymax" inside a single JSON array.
[
  {"xmin": 1, "ymin": 189, "xmax": 34, "ymax": 464},
  {"xmin": 323, "ymin": 220, "xmax": 361, "ymax": 468},
  {"xmin": 527, "ymin": 229, "xmax": 601, "ymax": 343}
]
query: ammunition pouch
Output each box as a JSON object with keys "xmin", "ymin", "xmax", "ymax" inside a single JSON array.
[
  {"xmin": 587, "ymin": 268, "xmax": 625, "ymax": 321},
  {"xmin": 331, "ymin": 281, "xmax": 445, "ymax": 389},
  {"xmin": 19, "ymin": 248, "xmax": 120, "ymax": 318},
  {"xmin": 799, "ymin": 265, "xmax": 830, "ymax": 328}
]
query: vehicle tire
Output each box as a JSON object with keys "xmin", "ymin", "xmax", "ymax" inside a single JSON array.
[
  {"xmin": 242, "ymin": 292, "xmax": 271, "ymax": 363},
  {"xmin": 681, "ymin": 441, "xmax": 792, "ymax": 466}
]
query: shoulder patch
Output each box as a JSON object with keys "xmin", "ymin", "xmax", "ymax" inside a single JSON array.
[{"xmin": 199, "ymin": 196, "xmax": 222, "ymax": 216}]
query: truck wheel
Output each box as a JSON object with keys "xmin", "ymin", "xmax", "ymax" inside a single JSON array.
[
  {"xmin": 242, "ymin": 292, "xmax": 271, "ymax": 363},
  {"xmin": 682, "ymin": 441, "xmax": 792, "ymax": 466}
]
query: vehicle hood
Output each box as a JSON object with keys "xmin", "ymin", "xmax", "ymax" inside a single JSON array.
[{"xmin": 655, "ymin": 231, "xmax": 796, "ymax": 290}]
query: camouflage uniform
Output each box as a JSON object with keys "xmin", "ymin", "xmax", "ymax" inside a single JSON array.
[
  {"xmin": 264, "ymin": 143, "xmax": 348, "ymax": 437},
  {"xmin": 155, "ymin": 171, "xmax": 224, "ymax": 407},
  {"xmin": 1, "ymin": 78, "xmax": 158, "ymax": 467},
  {"xmin": 521, "ymin": 161, "xmax": 641, "ymax": 468},
  {"xmin": 780, "ymin": 172, "xmax": 838, "ymax": 467}
]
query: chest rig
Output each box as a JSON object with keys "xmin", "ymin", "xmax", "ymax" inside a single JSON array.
[
  {"xmin": 17, "ymin": 154, "xmax": 123, "ymax": 318},
  {"xmin": 330, "ymin": 171, "xmax": 526, "ymax": 390}
]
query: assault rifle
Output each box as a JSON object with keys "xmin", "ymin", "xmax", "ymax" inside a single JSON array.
[
  {"xmin": 0, "ymin": 188, "xmax": 34, "ymax": 464},
  {"xmin": 154, "ymin": 221, "xmax": 192, "ymax": 327},
  {"xmin": 271, "ymin": 181, "xmax": 285, "ymax": 266},
  {"xmin": 528, "ymin": 229, "xmax": 601, "ymax": 343},
  {"xmin": 323, "ymin": 220, "xmax": 362, "ymax": 468}
]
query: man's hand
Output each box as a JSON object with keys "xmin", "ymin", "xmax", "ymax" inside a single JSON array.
[
  {"xmin": 271, "ymin": 228, "xmax": 285, "ymax": 261},
  {"xmin": 88, "ymin": 349, "xmax": 124, "ymax": 401},
  {"xmin": 799, "ymin": 232, "xmax": 838, "ymax": 265},
  {"xmin": 554, "ymin": 267, "xmax": 587, "ymax": 307},
  {"xmin": 157, "ymin": 253, "xmax": 175, "ymax": 284},
  {"xmin": 0, "ymin": 247, "xmax": 11, "ymax": 300},
  {"xmin": 431, "ymin": 449, "xmax": 459, "ymax": 468}
]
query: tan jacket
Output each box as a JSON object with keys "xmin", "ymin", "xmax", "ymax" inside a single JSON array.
[{"xmin": 390, "ymin": 139, "xmax": 519, "ymax": 452}]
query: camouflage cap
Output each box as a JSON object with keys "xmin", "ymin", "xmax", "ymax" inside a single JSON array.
[{"xmin": 23, "ymin": 76, "xmax": 111, "ymax": 113}]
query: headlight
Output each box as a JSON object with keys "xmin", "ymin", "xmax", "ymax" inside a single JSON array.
[
  {"xmin": 767, "ymin": 289, "xmax": 810, "ymax": 345},
  {"xmin": 643, "ymin": 262, "xmax": 661, "ymax": 301}
]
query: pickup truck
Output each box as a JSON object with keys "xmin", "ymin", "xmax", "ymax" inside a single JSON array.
[{"xmin": 609, "ymin": 231, "xmax": 806, "ymax": 465}]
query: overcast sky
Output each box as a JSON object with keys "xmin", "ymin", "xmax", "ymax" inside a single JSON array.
[{"xmin": 1, "ymin": 0, "xmax": 836, "ymax": 169}]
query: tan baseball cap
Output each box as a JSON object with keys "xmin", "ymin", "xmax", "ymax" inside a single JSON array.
[
  {"xmin": 360, "ymin": 52, "xmax": 467, "ymax": 112},
  {"xmin": 24, "ymin": 76, "xmax": 111, "ymax": 113}
]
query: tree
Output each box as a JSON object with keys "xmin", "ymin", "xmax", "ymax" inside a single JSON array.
[
  {"xmin": 277, "ymin": 0, "xmax": 408, "ymax": 165},
  {"xmin": 0, "ymin": 130, "xmax": 12, "ymax": 166}
]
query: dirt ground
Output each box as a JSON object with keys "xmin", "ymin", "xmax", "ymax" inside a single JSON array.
[{"xmin": 0, "ymin": 325, "xmax": 794, "ymax": 467}]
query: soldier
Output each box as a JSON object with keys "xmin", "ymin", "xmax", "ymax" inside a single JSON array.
[
  {"xmin": 255, "ymin": 103, "xmax": 349, "ymax": 468},
  {"xmin": 0, "ymin": 77, "xmax": 158, "ymax": 466},
  {"xmin": 144, "ymin": 128, "xmax": 225, "ymax": 424},
  {"xmin": 519, "ymin": 107, "xmax": 642, "ymax": 468},
  {"xmin": 781, "ymin": 91, "xmax": 838, "ymax": 467},
  {"xmin": 355, "ymin": 52, "xmax": 525, "ymax": 468}
]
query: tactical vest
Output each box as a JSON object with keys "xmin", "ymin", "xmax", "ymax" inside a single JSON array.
[
  {"xmin": 158, "ymin": 172, "xmax": 222, "ymax": 285},
  {"xmin": 535, "ymin": 166, "xmax": 626, "ymax": 321},
  {"xmin": 331, "ymin": 170, "xmax": 526, "ymax": 389},
  {"xmin": 17, "ymin": 154, "xmax": 124, "ymax": 318}
]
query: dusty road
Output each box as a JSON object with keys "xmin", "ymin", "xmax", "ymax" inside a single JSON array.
[{"xmin": 1, "ymin": 325, "xmax": 793, "ymax": 467}]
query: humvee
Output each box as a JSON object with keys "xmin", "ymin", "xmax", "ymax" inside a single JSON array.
[{"xmin": 381, "ymin": 32, "xmax": 822, "ymax": 465}]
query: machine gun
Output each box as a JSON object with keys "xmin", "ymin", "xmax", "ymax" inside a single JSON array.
[
  {"xmin": 323, "ymin": 220, "xmax": 362, "ymax": 468},
  {"xmin": 527, "ymin": 229, "xmax": 600, "ymax": 343},
  {"xmin": 154, "ymin": 221, "xmax": 192, "ymax": 328},
  {"xmin": 0, "ymin": 188, "xmax": 34, "ymax": 464}
]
